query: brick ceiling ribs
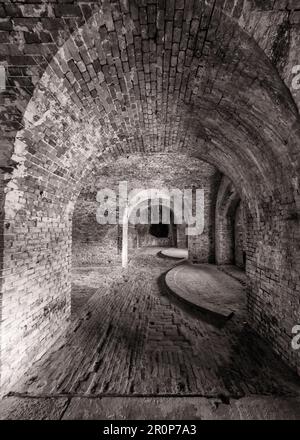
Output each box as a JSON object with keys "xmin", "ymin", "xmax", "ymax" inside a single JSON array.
[{"xmin": 0, "ymin": 0, "xmax": 300, "ymax": 214}]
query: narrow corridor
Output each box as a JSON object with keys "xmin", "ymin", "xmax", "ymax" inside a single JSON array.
[{"xmin": 1, "ymin": 0, "xmax": 300, "ymax": 422}]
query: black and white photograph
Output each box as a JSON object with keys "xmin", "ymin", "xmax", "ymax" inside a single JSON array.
[{"xmin": 0, "ymin": 0, "xmax": 300, "ymax": 425}]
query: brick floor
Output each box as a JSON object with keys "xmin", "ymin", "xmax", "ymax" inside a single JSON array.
[
  {"xmin": 8, "ymin": 250, "xmax": 300, "ymax": 399},
  {"xmin": 1, "ymin": 396, "xmax": 300, "ymax": 420}
]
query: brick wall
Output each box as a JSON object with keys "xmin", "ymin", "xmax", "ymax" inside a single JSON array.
[
  {"xmin": 0, "ymin": 62, "xmax": 99, "ymax": 392},
  {"xmin": 245, "ymin": 205, "xmax": 300, "ymax": 374},
  {"xmin": 176, "ymin": 224, "xmax": 188, "ymax": 249},
  {"xmin": 234, "ymin": 202, "xmax": 245, "ymax": 269},
  {"xmin": 72, "ymin": 196, "xmax": 120, "ymax": 266},
  {"xmin": 188, "ymin": 170, "xmax": 221, "ymax": 263},
  {"xmin": 1, "ymin": 189, "xmax": 73, "ymax": 390}
]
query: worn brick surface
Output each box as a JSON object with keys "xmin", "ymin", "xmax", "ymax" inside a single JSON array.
[{"xmin": 2, "ymin": 395, "xmax": 300, "ymax": 420}]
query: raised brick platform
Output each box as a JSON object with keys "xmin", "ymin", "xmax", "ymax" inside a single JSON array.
[
  {"xmin": 159, "ymin": 248, "xmax": 188, "ymax": 259},
  {"xmin": 165, "ymin": 263, "xmax": 245, "ymax": 319}
]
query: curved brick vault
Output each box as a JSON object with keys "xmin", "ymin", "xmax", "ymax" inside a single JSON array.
[{"xmin": 0, "ymin": 0, "xmax": 300, "ymax": 391}]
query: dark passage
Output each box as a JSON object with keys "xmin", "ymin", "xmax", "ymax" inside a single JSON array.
[{"xmin": 149, "ymin": 223, "xmax": 169, "ymax": 238}]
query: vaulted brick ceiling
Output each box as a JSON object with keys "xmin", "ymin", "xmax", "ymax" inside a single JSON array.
[
  {"xmin": 1, "ymin": 0, "xmax": 300, "ymax": 215},
  {"xmin": 79, "ymin": 153, "xmax": 219, "ymax": 195}
]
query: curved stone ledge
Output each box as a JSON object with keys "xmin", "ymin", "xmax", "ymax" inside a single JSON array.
[
  {"xmin": 165, "ymin": 263, "xmax": 246, "ymax": 320},
  {"xmin": 158, "ymin": 248, "xmax": 188, "ymax": 260}
]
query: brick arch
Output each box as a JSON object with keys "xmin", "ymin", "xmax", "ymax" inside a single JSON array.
[
  {"xmin": 122, "ymin": 190, "xmax": 180, "ymax": 267},
  {"xmin": 0, "ymin": 1, "xmax": 300, "ymax": 391},
  {"xmin": 127, "ymin": 199, "xmax": 178, "ymax": 254},
  {"xmin": 1, "ymin": 1, "xmax": 300, "ymax": 178},
  {"xmin": 215, "ymin": 176, "xmax": 241, "ymax": 265}
]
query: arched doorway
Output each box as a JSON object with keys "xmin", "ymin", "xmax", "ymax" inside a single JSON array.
[
  {"xmin": 215, "ymin": 176, "xmax": 246, "ymax": 269},
  {"xmin": 121, "ymin": 190, "xmax": 181, "ymax": 268}
]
